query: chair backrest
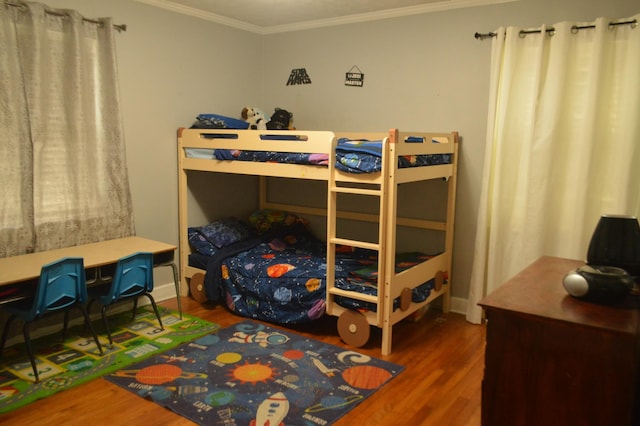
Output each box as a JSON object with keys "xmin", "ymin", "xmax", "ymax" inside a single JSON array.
[
  {"xmin": 106, "ymin": 252, "xmax": 154, "ymax": 302},
  {"xmin": 32, "ymin": 257, "xmax": 86, "ymax": 319}
]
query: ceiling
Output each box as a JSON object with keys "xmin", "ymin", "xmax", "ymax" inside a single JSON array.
[{"xmin": 134, "ymin": 0, "xmax": 514, "ymax": 34}]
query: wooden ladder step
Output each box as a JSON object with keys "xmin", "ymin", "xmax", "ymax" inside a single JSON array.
[
  {"xmin": 329, "ymin": 238, "xmax": 379, "ymax": 251},
  {"xmin": 328, "ymin": 287, "xmax": 379, "ymax": 303}
]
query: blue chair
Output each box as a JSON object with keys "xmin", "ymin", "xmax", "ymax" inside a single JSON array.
[
  {"xmin": 87, "ymin": 252, "xmax": 164, "ymax": 346},
  {"xmin": 0, "ymin": 257, "xmax": 104, "ymax": 382}
]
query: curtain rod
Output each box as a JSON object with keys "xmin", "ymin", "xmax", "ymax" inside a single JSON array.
[
  {"xmin": 5, "ymin": 1, "xmax": 127, "ymax": 32},
  {"xmin": 475, "ymin": 18, "xmax": 637, "ymax": 40}
]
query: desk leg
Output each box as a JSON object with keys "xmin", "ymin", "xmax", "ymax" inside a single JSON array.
[{"xmin": 156, "ymin": 262, "xmax": 182, "ymax": 319}]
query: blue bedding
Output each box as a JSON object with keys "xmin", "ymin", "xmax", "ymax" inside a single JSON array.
[
  {"xmin": 334, "ymin": 251, "xmax": 437, "ymax": 311},
  {"xmin": 335, "ymin": 138, "xmax": 451, "ymax": 173},
  {"xmin": 191, "ymin": 113, "xmax": 249, "ymax": 129},
  {"xmin": 214, "ymin": 148, "xmax": 328, "ymax": 166},
  {"xmin": 206, "ymin": 137, "xmax": 451, "ymax": 173},
  {"xmin": 189, "ymin": 224, "xmax": 438, "ymax": 324}
]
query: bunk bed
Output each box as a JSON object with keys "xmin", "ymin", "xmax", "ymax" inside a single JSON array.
[{"xmin": 177, "ymin": 127, "xmax": 459, "ymax": 355}]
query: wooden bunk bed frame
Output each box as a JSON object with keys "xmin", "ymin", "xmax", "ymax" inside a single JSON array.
[{"xmin": 177, "ymin": 127, "xmax": 459, "ymax": 355}]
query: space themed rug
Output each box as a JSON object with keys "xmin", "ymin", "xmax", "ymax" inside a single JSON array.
[
  {"xmin": 105, "ymin": 320, "xmax": 404, "ymax": 425},
  {"xmin": 0, "ymin": 306, "xmax": 218, "ymax": 413}
]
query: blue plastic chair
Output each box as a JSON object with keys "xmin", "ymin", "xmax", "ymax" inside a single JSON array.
[
  {"xmin": 88, "ymin": 252, "xmax": 164, "ymax": 346},
  {"xmin": 0, "ymin": 257, "xmax": 104, "ymax": 382}
]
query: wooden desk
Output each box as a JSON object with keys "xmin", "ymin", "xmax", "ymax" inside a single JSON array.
[
  {"xmin": 0, "ymin": 236, "xmax": 181, "ymax": 317},
  {"xmin": 479, "ymin": 256, "xmax": 640, "ymax": 425}
]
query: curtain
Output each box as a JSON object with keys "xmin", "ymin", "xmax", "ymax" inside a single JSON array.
[
  {"xmin": 0, "ymin": 2, "xmax": 134, "ymax": 257},
  {"xmin": 467, "ymin": 15, "xmax": 640, "ymax": 324}
]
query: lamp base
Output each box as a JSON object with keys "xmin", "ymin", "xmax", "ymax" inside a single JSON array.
[{"xmin": 562, "ymin": 265, "xmax": 634, "ymax": 305}]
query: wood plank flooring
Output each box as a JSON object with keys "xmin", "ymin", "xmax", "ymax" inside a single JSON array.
[{"xmin": 0, "ymin": 297, "xmax": 486, "ymax": 425}]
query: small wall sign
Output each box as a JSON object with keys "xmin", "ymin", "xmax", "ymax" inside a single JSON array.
[
  {"xmin": 345, "ymin": 65, "xmax": 364, "ymax": 87},
  {"xmin": 286, "ymin": 68, "xmax": 312, "ymax": 85}
]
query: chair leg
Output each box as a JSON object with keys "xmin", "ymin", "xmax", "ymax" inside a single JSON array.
[
  {"xmin": 132, "ymin": 297, "xmax": 139, "ymax": 321},
  {"xmin": 63, "ymin": 310, "xmax": 70, "ymax": 341},
  {"xmin": 143, "ymin": 293, "xmax": 164, "ymax": 331},
  {"xmin": 169, "ymin": 262, "xmax": 182, "ymax": 319},
  {"xmin": 0, "ymin": 315, "xmax": 16, "ymax": 356},
  {"xmin": 84, "ymin": 299, "xmax": 94, "ymax": 333},
  {"xmin": 101, "ymin": 305, "xmax": 113, "ymax": 347},
  {"xmin": 22, "ymin": 322, "xmax": 38, "ymax": 383},
  {"xmin": 78, "ymin": 305, "xmax": 103, "ymax": 355}
]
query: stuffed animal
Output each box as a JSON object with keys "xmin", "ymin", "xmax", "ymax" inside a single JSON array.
[
  {"xmin": 266, "ymin": 108, "xmax": 294, "ymax": 130},
  {"xmin": 241, "ymin": 107, "xmax": 267, "ymax": 130}
]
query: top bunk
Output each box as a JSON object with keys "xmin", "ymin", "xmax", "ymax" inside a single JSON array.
[{"xmin": 177, "ymin": 127, "xmax": 458, "ymax": 184}]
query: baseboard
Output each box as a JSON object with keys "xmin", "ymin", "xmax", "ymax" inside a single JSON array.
[
  {"xmin": 449, "ymin": 296, "xmax": 468, "ymax": 315},
  {"xmin": 152, "ymin": 280, "xmax": 180, "ymax": 302}
]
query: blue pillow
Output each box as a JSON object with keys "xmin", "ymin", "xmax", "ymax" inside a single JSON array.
[{"xmin": 188, "ymin": 217, "xmax": 251, "ymax": 256}]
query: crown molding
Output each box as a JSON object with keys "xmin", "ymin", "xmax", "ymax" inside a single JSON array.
[
  {"xmin": 134, "ymin": 0, "xmax": 518, "ymax": 35},
  {"xmin": 133, "ymin": 0, "xmax": 264, "ymax": 33},
  {"xmin": 261, "ymin": 0, "xmax": 518, "ymax": 34}
]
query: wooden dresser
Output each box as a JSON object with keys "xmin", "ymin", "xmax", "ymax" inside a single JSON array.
[{"xmin": 479, "ymin": 256, "xmax": 640, "ymax": 425}]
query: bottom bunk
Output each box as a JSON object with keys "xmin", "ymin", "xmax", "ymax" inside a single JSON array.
[{"xmin": 185, "ymin": 210, "xmax": 449, "ymax": 334}]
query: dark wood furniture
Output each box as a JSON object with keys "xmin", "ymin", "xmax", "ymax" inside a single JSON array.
[{"xmin": 479, "ymin": 256, "xmax": 640, "ymax": 426}]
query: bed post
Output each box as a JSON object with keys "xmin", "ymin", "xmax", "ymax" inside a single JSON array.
[
  {"xmin": 177, "ymin": 127, "xmax": 189, "ymax": 300},
  {"xmin": 442, "ymin": 131, "xmax": 459, "ymax": 313},
  {"xmin": 388, "ymin": 128, "xmax": 398, "ymax": 144}
]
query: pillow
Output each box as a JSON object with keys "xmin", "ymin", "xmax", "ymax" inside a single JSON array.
[{"xmin": 188, "ymin": 217, "xmax": 251, "ymax": 256}]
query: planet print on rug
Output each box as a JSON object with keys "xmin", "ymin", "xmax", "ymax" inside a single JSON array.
[
  {"xmin": 105, "ymin": 320, "xmax": 404, "ymax": 425},
  {"xmin": 0, "ymin": 307, "xmax": 218, "ymax": 414}
]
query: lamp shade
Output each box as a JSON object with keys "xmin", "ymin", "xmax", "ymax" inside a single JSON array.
[{"xmin": 587, "ymin": 215, "xmax": 640, "ymax": 277}]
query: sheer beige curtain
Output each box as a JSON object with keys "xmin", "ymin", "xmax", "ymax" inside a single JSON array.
[
  {"xmin": 0, "ymin": 2, "xmax": 134, "ymax": 257},
  {"xmin": 467, "ymin": 15, "xmax": 640, "ymax": 324}
]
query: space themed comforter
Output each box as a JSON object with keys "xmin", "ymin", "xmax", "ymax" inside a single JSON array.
[
  {"xmin": 195, "ymin": 224, "xmax": 359, "ymax": 324},
  {"xmin": 190, "ymin": 223, "xmax": 437, "ymax": 324},
  {"xmin": 333, "ymin": 251, "xmax": 438, "ymax": 312},
  {"xmin": 213, "ymin": 148, "xmax": 329, "ymax": 166},
  {"xmin": 335, "ymin": 138, "xmax": 451, "ymax": 174},
  {"xmin": 204, "ymin": 137, "xmax": 451, "ymax": 174}
]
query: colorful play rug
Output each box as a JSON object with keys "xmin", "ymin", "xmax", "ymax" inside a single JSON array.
[
  {"xmin": 0, "ymin": 306, "xmax": 218, "ymax": 413},
  {"xmin": 106, "ymin": 320, "xmax": 404, "ymax": 425}
]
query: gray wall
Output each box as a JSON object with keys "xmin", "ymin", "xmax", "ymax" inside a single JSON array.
[{"xmin": 44, "ymin": 0, "xmax": 639, "ymax": 310}]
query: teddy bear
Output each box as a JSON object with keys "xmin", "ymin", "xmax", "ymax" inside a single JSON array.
[
  {"xmin": 266, "ymin": 108, "xmax": 294, "ymax": 130},
  {"xmin": 241, "ymin": 106, "xmax": 267, "ymax": 130}
]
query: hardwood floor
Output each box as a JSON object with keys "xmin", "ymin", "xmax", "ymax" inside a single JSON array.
[{"xmin": 0, "ymin": 297, "xmax": 486, "ymax": 425}]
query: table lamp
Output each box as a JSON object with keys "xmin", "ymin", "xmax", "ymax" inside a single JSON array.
[{"xmin": 587, "ymin": 214, "xmax": 640, "ymax": 278}]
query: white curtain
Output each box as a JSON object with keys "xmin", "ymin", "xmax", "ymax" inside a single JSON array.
[
  {"xmin": 467, "ymin": 15, "xmax": 640, "ymax": 324},
  {"xmin": 0, "ymin": 2, "xmax": 134, "ymax": 257}
]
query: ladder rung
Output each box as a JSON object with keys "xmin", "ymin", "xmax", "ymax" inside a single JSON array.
[
  {"xmin": 329, "ymin": 238, "xmax": 379, "ymax": 251},
  {"xmin": 329, "ymin": 287, "xmax": 379, "ymax": 303},
  {"xmin": 329, "ymin": 186, "xmax": 380, "ymax": 196}
]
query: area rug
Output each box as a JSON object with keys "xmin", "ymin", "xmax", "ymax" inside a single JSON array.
[
  {"xmin": 105, "ymin": 320, "xmax": 404, "ymax": 425},
  {"xmin": 0, "ymin": 306, "xmax": 218, "ymax": 413}
]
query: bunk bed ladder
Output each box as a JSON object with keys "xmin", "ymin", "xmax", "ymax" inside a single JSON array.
[{"xmin": 326, "ymin": 131, "xmax": 392, "ymax": 351}]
